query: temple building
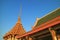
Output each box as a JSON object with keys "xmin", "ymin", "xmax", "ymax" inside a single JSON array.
[{"xmin": 3, "ymin": 8, "xmax": 60, "ymax": 40}]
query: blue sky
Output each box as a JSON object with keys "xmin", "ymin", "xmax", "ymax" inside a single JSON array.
[{"xmin": 0, "ymin": 0, "xmax": 60, "ymax": 40}]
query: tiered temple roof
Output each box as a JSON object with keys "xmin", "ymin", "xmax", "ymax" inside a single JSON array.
[{"xmin": 3, "ymin": 17, "xmax": 26, "ymax": 38}]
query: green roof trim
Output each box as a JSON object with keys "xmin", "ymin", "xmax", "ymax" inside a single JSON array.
[{"xmin": 35, "ymin": 8, "xmax": 60, "ymax": 27}]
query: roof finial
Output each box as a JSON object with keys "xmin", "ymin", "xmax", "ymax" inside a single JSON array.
[
  {"xmin": 17, "ymin": 16, "xmax": 21, "ymax": 23},
  {"xmin": 19, "ymin": 4, "xmax": 22, "ymax": 17},
  {"xmin": 17, "ymin": 4, "xmax": 22, "ymax": 24}
]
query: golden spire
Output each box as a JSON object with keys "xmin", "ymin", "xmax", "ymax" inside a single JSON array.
[
  {"xmin": 3, "ymin": 3, "xmax": 26, "ymax": 39},
  {"xmin": 17, "ymin": 16, "xmax": 21, "ymax": 24},
  {"xmin": 17, "ymin": 4, "xmax": 22, "ymax": 24}
]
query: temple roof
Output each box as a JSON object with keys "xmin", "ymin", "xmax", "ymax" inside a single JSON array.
[
  {"xmin": 4, "ymin": 17, "xmax": 26, "ymax": 38},
  {"xmin": 33, "ymin": 8, "xmax": 60, "ymax": 29}
]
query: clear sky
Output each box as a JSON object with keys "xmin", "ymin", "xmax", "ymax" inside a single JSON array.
[{"xmin": 0, "ymin": 0, "xmax": 60, "ymax": 40}]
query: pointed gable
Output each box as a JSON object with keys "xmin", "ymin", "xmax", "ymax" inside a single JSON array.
[{"xmin": 4, "ymin": 17, "xmax": 26, "ymax": 38}]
